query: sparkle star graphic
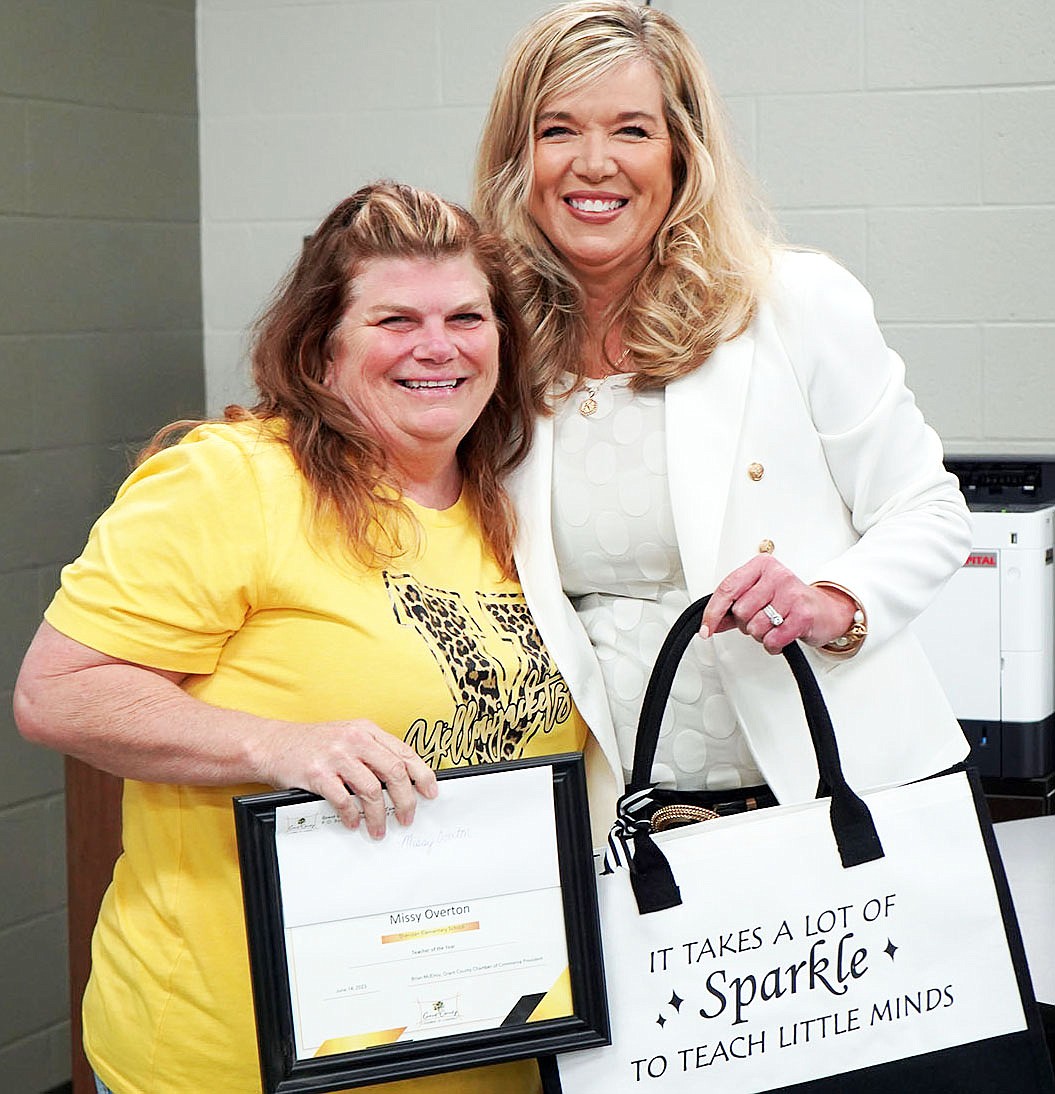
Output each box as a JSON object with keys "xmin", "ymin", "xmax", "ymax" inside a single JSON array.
[
  {"xmin": 669, "ymin": 991, "xmax": 683, "ymax": 1012},
  {"xmin": 656, "ymin": 1014, "xmax": 667, "ymax": 1027},
  {"xmin": 884, "ymin": 939, "xmax": 898, "ymax": 960}
]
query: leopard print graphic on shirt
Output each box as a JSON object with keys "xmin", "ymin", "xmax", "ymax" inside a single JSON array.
[{"xmin": 384, "ymin": 572, "xmax": 574, "ymax": 767}]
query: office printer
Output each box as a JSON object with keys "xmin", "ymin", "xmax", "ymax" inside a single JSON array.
[{"xmin": 913, "ymin": 458, "xmax": 1055, "ymax": 779}]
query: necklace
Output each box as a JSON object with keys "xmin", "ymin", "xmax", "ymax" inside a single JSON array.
[
  {"xmin": 578, "ymin": 376, "xmax": 608, "ymax": 417},
  {"xmin": 578, "ymin": 349, "xmax": 631, "ymax": 418}
]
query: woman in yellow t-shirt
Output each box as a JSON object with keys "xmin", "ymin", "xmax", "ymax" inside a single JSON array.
[{"xmin": 14, "ymin": 182, "xmax": 610, "ymax": 1094}]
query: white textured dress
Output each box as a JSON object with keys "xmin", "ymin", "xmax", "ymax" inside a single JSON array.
[{"xmin": 551, "ymin": 374, "xmax": 764, "ymax": 791}]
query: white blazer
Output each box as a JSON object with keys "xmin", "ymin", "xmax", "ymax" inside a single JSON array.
[{"xmin": 510, "ymin": 250, "xmax": 972, "ymax": 837}]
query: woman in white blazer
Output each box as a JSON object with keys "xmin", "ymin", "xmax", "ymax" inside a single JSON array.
[{"xmin": 475, "ymin": 0, "xmax": 971, "ymax": 835}]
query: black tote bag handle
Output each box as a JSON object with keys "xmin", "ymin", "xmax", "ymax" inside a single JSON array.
[{"xmin": 622, "ymin": 594, "xmax": 883, "ymax": 913}]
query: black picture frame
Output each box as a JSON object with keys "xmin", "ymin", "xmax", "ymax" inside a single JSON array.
[{"xmin": 234, "ymin": 753, "xmax": 609, "ymax": 1093}]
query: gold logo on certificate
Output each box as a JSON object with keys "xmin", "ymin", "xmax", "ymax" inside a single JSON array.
[{"xmin": 419, "ymin": 995, "xmax": 461, "ymax": 1026}]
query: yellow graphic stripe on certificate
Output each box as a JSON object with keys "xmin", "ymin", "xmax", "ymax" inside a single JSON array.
[
  {"xmin": 314, "ymin": 1028, "xmax": 406, "ymax": 1056},
  {"xmin": 381, "ymin": 921, "xmax": 480, "ymax": 944},
  {"xmin": 527, "ymin": 966, "xmax": 573, "ymax": 1022}
]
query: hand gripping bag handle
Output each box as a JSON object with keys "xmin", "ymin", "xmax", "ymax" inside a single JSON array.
[{"xmin": 622, "ymin": 594, "xmax": 884, "ymax": 914}]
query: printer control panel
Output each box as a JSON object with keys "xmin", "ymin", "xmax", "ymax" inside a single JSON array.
[{"xmin": 947, "ymin": 458, "xmax": 1055, "ymax": 511}]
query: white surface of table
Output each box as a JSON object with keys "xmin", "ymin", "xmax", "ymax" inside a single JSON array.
[{"xmin": 995, "ymin": 815, "xmax": 1055, "ymax": 1005}]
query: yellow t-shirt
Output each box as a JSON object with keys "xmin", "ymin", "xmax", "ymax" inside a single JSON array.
[{"xmin": 47, "ymin": 421, "xmax": 587, "ymax": 1094}]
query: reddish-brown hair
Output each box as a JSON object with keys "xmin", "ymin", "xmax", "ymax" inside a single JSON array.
[{"xmin": 145, "ymin": 182, "xmax": 538, "ymax": 576}]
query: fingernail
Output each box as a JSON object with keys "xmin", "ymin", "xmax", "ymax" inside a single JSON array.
[{"xmin": 699, "ymin": 624, "xmax": 711, "ymax": 639}]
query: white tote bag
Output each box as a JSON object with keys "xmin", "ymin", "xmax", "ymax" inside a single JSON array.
[{"xmin": 554, "ymin": 597, "xmax": 1054, "ymax": 1093}]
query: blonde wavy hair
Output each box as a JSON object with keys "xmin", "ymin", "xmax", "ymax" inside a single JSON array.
[
  {"xmin": 474, "ymin": 0, "xmax": 775, "ymax": 392},
  {"xmin": 142, "ymin": 182, "xmax": 536, "ymax": 578}
]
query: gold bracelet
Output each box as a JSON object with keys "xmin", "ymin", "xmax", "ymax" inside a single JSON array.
[{"xmin": 811, "ymin": 581, "xmax": 868, "ymax": 659}]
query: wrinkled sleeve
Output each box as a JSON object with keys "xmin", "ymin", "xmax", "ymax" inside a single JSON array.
[
  {"xmin": 45, "ymin": 427, "xmax": 268, "ymax": 675},
  {"xmin": 777, "ymin": 252, "xmax": 971, "ymax": 649}
]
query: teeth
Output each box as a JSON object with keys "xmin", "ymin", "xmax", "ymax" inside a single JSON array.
[
  {"xmin": 400, "ymin": 379, "xmax": 459, "ymax": 389},
  {"xmin": 568, "ymin": 197, "xmax": 625, "ymax": 212}
]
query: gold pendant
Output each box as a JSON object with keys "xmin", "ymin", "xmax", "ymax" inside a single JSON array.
[{"xmin": 579, "ymin": 396, "xmax": 598, "ymax": 417}]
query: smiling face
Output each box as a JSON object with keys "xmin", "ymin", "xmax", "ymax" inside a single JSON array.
[
  {"xmin": 528, "ymin": 57, "xmax": 674, "ymax": 291},
  {"xmin": 324, "ymin": 254, "xmax": 500, "ymax": 490}
]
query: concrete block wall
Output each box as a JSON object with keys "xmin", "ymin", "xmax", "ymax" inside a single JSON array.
[
  {"xmin": 200, "ymin": 0, "xmax": 1055, "ymax": 456},
  {"xmin": 0, "ymin": 1, "xmax": 203, "ymax": 1090},
  {"xmin": 672, "ymin": 0, "xmax": 1055, "ymax": 453},
  {"xmin": 4, "ymin": 2, "xmax": 1042, "ymax": 1088},
  {"xmin": 198, "ymin": 0, "xmax": 552, "ymax": 411}
]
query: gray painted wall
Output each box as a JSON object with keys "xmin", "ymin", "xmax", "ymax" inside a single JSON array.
[
  {"xmin": 198, "ymin": 0, "xmax": 1055, "ymax": 454},
  {"xmin": 0, "ymin": 1, "xmax": 203, "ymax": 1089},
  {"xmin": 3, "ymin": 1, "xmax": 1052, "ymax": 1090}
]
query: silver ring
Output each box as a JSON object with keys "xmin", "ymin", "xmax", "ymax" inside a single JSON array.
[{"xmin": 762, "ymin": 604, "xmax": 784, "ymax": 627}]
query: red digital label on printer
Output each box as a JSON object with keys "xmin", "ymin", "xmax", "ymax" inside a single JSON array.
[{"xmin": 963, "ymin": 553, "xmax": 997, "ymax": 568}]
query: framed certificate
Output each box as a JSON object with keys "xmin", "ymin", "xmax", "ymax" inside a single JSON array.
[{"xmin": 234, "ymin": 753, "xmax": 609, "ymax": 1093}]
